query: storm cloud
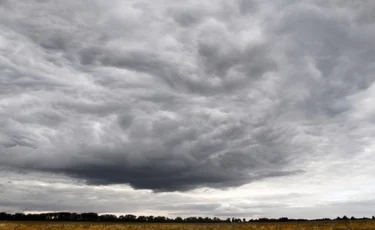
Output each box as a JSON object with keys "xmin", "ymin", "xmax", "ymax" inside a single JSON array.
[{"xmin": 1, "ymin": 0, "xmax": 375, "ymax": 217}]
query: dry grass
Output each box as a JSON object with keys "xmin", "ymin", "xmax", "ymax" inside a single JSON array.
[{"xmin": 1, "ymin": 221, "xmax": 375, "ymax": 230}]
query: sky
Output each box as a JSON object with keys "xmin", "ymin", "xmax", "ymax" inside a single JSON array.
[{"xmin": 1, "ymin": 0, "xmax": 375, "ymax": 219}]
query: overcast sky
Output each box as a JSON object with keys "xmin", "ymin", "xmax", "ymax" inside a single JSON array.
[{"xmin": 1, "ymin": 0, "xmax": 375, "ymax": 219}]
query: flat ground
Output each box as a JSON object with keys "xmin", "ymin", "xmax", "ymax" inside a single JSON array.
[{"xmin": 1, "ymin": 221, "xmax": 375, "ymax": 230}]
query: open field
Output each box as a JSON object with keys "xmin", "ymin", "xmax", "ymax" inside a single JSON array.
[{"xmin": 1, "ymin": 221, "xmax": 375, "ymax": 230}]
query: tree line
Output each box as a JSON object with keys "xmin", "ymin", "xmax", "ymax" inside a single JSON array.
[{"xmin": 0, "ymin": 212, "xmax": 374, "ymax": 223}]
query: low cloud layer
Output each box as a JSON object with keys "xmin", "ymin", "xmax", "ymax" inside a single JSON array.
[{"xmin": 1, "ymin": 0, "xmax": 375, "ymax": 216}]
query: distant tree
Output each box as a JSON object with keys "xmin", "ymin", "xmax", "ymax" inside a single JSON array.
[
  {"xmin": 136, "ymin": 215, "xmax": 147, "ymax": 222},
  {"xmin": 258, "ymin": 217, "xmax": 270, "ymax": 222},
  {"xmin": 81, "ymin": 212, "xmax": 98, "ymax": 221},
  {"xmin": 342, "ymin": 215, "xmax": 349, "ymax": 220},
  {"xmin": 317, "ymin": 218, "xmax": 331, "ymax": 221},
  {"xmin": 123, "ymin": 214, "xmax": 136, "ymax": 222},
  {"xmin": 203, "ymin": 217, "xmax": 212, "ymax": 223},
  {"xmin": 279, "ymin": 217, "xmax": 289, "ymax": 222},
  {"xmin": 99, "ymin": 214, "xmax": 117, "ymax": 222},
  {"xmin": 146, "ymin": 215, "xmax": 154, "ymax": 222},
  {"xmin": 14, "ymin": 213, "xmax": 26, "ymax": 221},
  {"xmin": 0, "ymin": 212, "xmax": 11, "ymax": 221},
  {"xmin": 174, "ymin": 216, "xmax": 183, "ymax": 222},
  {"xmin": 154, "ymin": 216, "xmax": 166, "ymax": 222},
  {"xmin": 212, "ymin": 217, "xmax": 221, "ymax": 223}
]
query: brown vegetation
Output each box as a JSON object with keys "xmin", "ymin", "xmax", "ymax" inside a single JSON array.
[{"xmin": 1, "ymin": 220, "xmax": 375, "ymax": 230}]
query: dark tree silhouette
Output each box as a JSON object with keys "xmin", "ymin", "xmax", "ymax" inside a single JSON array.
[{"xmin": 0, "ymin": 211, "xmax": 373, "ymax": 223}]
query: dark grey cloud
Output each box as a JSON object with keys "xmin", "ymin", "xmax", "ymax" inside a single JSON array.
[{"xmin": 1, "ymin": 0, "xmax": 375, "ymax": 216}]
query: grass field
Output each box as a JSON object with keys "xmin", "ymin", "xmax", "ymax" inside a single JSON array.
[{"xmin": 1, "ymin": 221, "xmax": 375, "ymax": 230}]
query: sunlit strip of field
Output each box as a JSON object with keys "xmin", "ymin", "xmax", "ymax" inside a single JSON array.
[{"xmin": 1, "ymin": 221, "xmax": 375, "ymax": 230}]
